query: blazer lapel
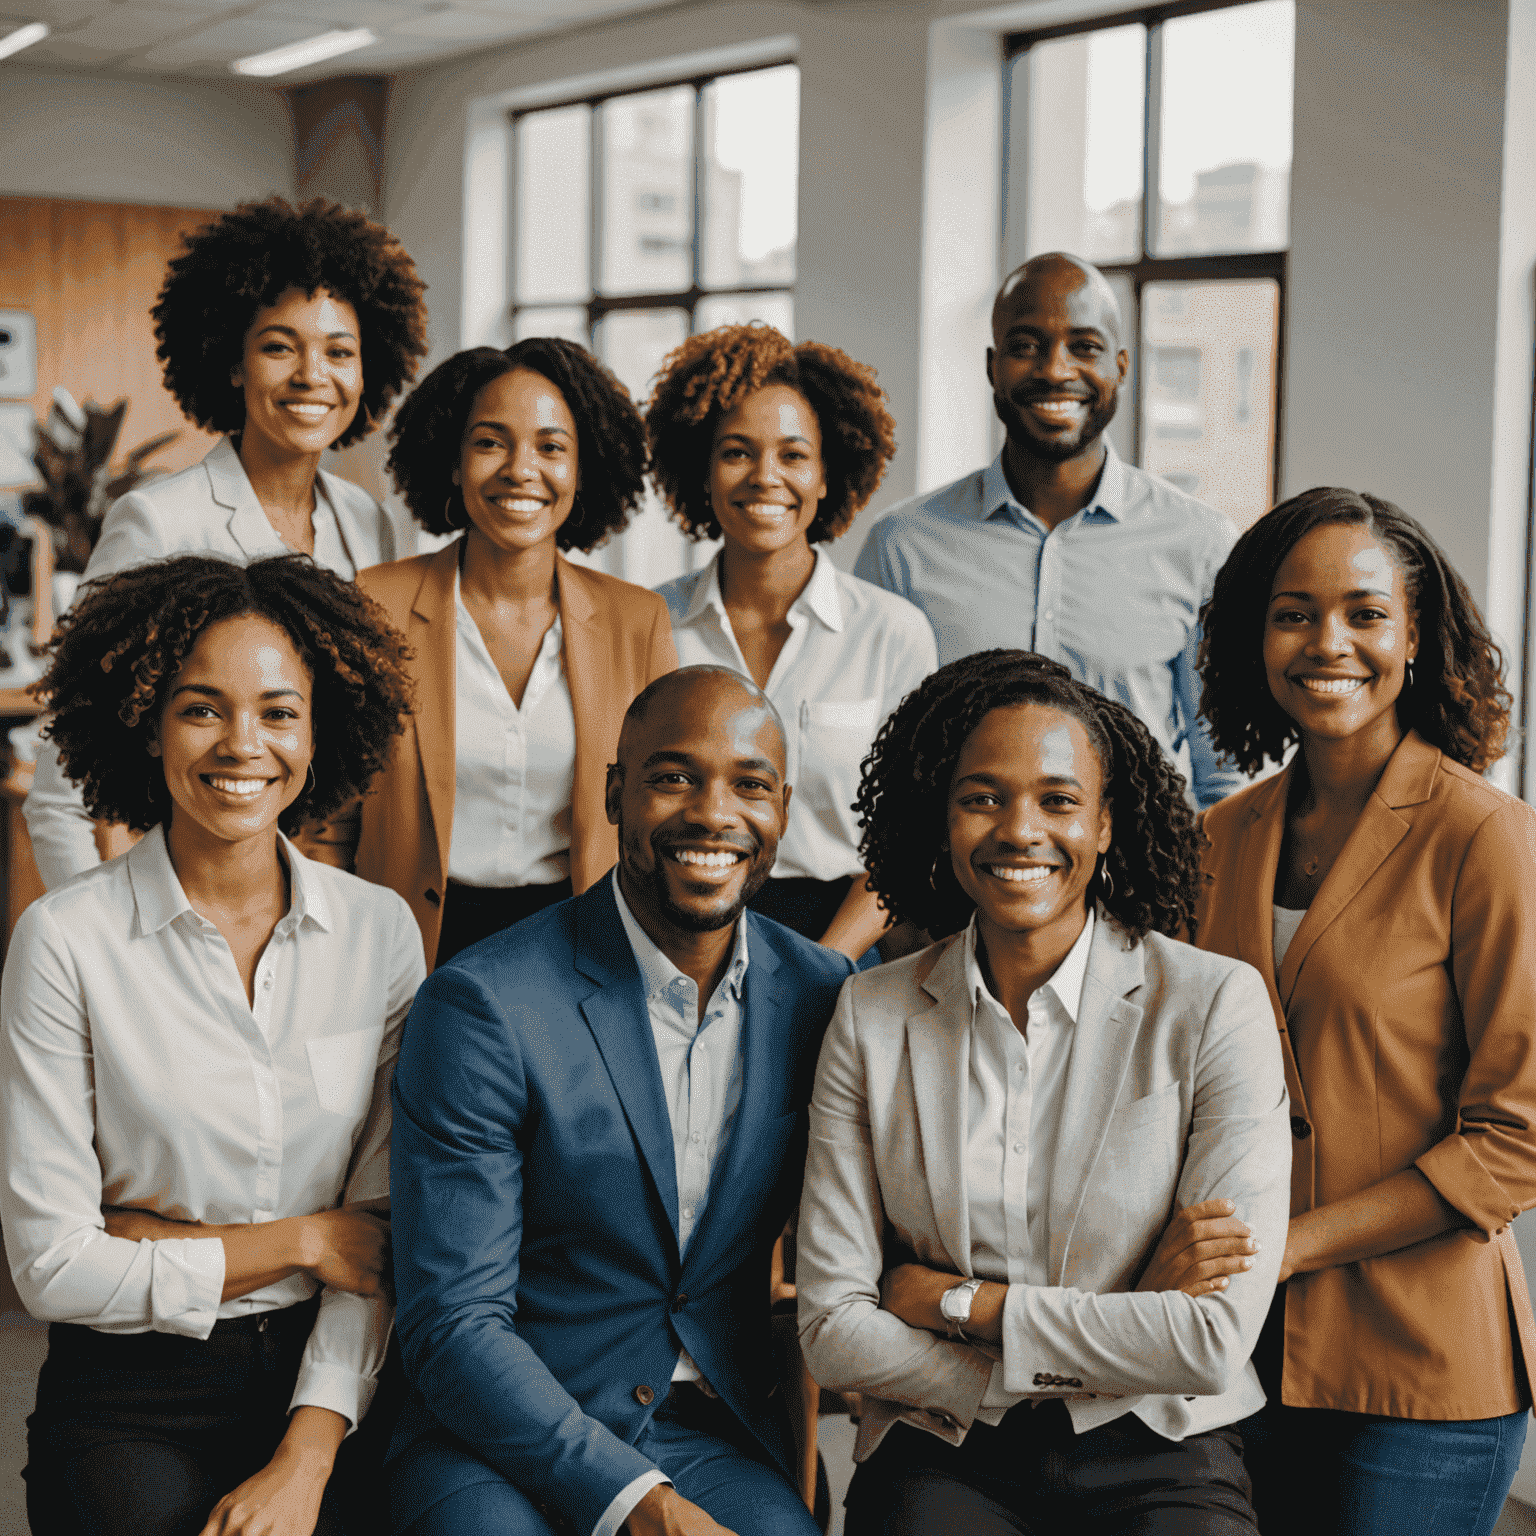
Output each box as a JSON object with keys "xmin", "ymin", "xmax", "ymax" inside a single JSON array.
[
  {"xmin": 1235, "ymin": 770, "xmax": 1289, "ymax": 1022},
  {"xmin": 908, "ymin": 935, "xmax": 972, "ymax": 1272},
  {"xmin": 1049, "ymin": 922, "xmax": 1144, "ymax": 1283},
  {"xmin": 574, "ymin": 879, "xmax": 681, "ymax": 1250},
  {"xmin": 410, "ymin": 544, "xmax": 461, "ymax": 885},
  {"xmin": 206, "ymin": 438, "xmax": 283, "ymax": 560},
  {"xmin": 554, "ymin": 558, "xmax": 603, "ymax": 886}
]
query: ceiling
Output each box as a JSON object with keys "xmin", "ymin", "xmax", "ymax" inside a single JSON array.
[{"xmin": 0, "ymin": 0, "xmax": 680, "ymax": 81}]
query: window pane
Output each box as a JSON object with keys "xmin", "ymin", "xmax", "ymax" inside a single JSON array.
[
  {"xmin": 595, "ymin": 308, "xmax": 690, "ymax": 405},
  {"xmin": 1155, "ymin": 1, "xmax": 1294, "ymax": 255},
  {"xmin": 513, "ymin": 307, "xmax": 590, "ymax": 346},
  {"xmin": 1018, "ymin": 25, "xmax": 1145, "ymax": 265},
  {"xmin": 515, "ymin": 105, "xmax": 590, "ymax": 304},
  {"xmin": 1104, "ymin": 273, "xmax": 1136, "ymax": 466},
  {"xmin": 599, "ymin": 86, "xmax": 695, "ymax": 297},
  {"xmin": 1139, "ymin": 279, "xmax": 1278, "ymax": 527},
  {"xmin": 694, "ymin": 291, "xmax": 794, "ymax": 338},
  {"xmin": 701, "ymin": 64, "xmax": 798, "ymax": 289}
]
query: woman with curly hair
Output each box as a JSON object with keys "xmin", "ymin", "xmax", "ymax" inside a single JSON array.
[
  {"xmin": 1194, "ymin": 490, "xmax": 1536, "ymax": 1536},
  {"xmin": 353, "ymin": 339, "xmax": 674, "ymax": 967},
  {"xmin": 648, "ymin": 324, "xmax": 935, "ymax": 962},
  {"xmin": 1, "ymin": 554, "xmax": 424, "ymax": 1536},
  {"xmin": 25, "ymin": 194, "xmax": 429, "ymax": 890},
  {"xmin": 796, "ymin": 650, "xmax": 1291, "ymax": 1536}
]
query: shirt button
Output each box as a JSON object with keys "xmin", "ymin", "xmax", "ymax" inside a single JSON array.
[
  {"xmin": 1014, "ymin": 1143, "xmax": 1025, "ymax": 1154},
  {"xmin": 682, "ymin": 1206, "xmax": 694, "ymax": 1220},
  {"xmin": 262, "ymin": 976, "xmax": 273, "ymax": 989},
  {"xmin": 1043, "ymin": 610, "xmax": 1054, "ymax": 622},
  {"xmin": 691, "ymin": 1131, "xmax": 701, "ymax": 1144}
]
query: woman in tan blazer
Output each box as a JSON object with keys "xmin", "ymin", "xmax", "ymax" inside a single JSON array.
[
  {"xmin": 1195, "ymin": 488, "xmax": 1534, "ymax": 1536},
  {"xmin": 354, "ymin": 340, "xmax": 675, "ymax": 967}
]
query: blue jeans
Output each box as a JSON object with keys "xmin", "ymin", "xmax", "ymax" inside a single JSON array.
[{"xmin": 1239, "ymin": 1399, "xmax": 1528, "ymax": 1536}]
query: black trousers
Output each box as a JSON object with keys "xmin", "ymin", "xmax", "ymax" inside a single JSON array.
[
  {"xmin": 844, "ymin": 1404, "xmax": 1259, "ymax": 1536},
  {"xmin": 434, "ymin": 879, "xmax": 572, "ymax": 966},
  {"xmin": 26, "ymin": 1296, "xmax": 351, "ymax": 1536}
]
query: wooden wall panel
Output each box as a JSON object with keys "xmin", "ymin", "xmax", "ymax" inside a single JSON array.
[{"xmin": 0, "ymin": 197, "xmax": 224, "ymax": 482}]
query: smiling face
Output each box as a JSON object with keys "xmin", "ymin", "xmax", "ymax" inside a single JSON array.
[
  {"xmin": 709, "ymin": 383, "xmax": 828, "ymax": 554},
  {"xmin": 150, "ymin": 612, "xmax": 314, "ymax": 852},
  {"xmin": 232, "ymin": 287, "xmax": 362, "ymax": 460},
  {"xmin": 947, "ymin": 702, "xmax": 1112, "ymax": 951},
  {"xmin": 1264, "ymin": 521, "xmax": 1419, "ymax": 753},
  {"xmin": 607, "ymin": 673, "xmax": 789, "ymax": 937},
  {"xmin": 454, "ymin": 368, "xmax": 579, "ymax": 555},
  {"xmin": 988, "ymin": 262, "xmax": 1126, "ymax": 464}
]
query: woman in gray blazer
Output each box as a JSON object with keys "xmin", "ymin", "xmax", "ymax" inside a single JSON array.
[
  {"xmin": 24, "ymin": 195, "xmax": 428, "ymax": 887},
  {"xmin": 795, "ymin": 650, "xmax": 1292, "ymax": 1536}
]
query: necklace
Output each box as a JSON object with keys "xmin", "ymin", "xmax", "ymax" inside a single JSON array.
[{"xmin": 1303, "ymin": 855, "xmax": 1320, "ymax": 878}]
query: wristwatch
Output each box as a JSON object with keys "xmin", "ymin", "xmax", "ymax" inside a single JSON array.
[{"xmin": 939, "ymin": 1277, "xmax": 984, "ymax": 1341}]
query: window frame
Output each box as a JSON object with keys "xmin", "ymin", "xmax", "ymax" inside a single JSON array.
[
  {"xmin": 508, "ymin": 57, "xmax": 799, "ymax": 344},
  {"xmin": 1002, "ymin": 0, "xmax": 1288, "ymax": 489}
]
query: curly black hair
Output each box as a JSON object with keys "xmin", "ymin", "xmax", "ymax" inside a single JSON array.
[
  {"xmin": 152, "ymin": 196, "xmax": 428, "ymax": 450},
  {"xmin": 35, "ymin": 554, "xmax": 415, "ymax": 834},
  {"xmin": 386, "ymin": 339, "xmax": 648, "ymax": 550},
  {"xmin": 646, "ymin": 323, "xmax": 897, "ymax": 543},
  {"xmin": 855, "ymin": 650, "xmax": 1201, "ymax": 942},
  {"xmin": 1199, "ymin": 488, "xmax": 1512, "ymax": 775}
]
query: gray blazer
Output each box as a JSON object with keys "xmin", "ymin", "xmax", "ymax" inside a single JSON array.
[{"xmin": 796, "ymin": 916, "xmax": 1291, "ymax": 1459}]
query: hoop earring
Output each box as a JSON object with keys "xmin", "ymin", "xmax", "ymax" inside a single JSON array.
[
  {"xmin": 443, "ymin": 494, "xmax": 462, "ymax": 531},
  {"xmin": 929, "ymin": 852, "xmax": 946, "ymax": 892},
  {"xmin": 1405, "ymin": 658, "xmax": 1416, "ymax": 690},
  {"xmin": 304, "ymin": 762, "xmax": 316, "ymax": 798},
  {"xmin": 1096, "ymin": 857, "xmax": 1115, "ymax": 902}
]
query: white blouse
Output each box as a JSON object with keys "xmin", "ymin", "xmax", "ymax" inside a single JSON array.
[
  {"xmin": 0, "ymin": 827, "xmax": 425, "ymax": 1430},
  {"xmin": 1272, "ymin": 904, "xmax": 1307, "ymax": 980},
  {"xmin": 656, "ymin": 550, "xmax": 937, "ymax": 882},
  {"xmin": 447, "ymin": 575, "xmax": 576, "ymax": 888}
]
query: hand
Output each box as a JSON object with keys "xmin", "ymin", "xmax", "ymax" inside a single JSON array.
[
  {"xmin": 1135, "ymin": 1199, "xmax": 1257, "ymax": 1298},
  {"xmin": 296, "ymin": 1207, "xmax": 390, "ymax": 1297},
  {"xmin": 625, "ymin": 1484, "xmax": 738, "ymax": 1536},
  {"xmin": 103, "ymin": 1206, "xmax": 211, "ymax": 1242},
  {"xmin": 196, "ymin": 1409, "xmax": 341, "ymax": 1536}
]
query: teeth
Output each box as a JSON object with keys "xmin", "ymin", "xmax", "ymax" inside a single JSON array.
[
  {"xmin": 987, "ymin": 865, "xmax": 1053, "ymax": 883},
  {"xmin": 1298, "ymin": 677, "xmax": 1366, "ymax": 695},
  {"xmin": 673, "ymin": 849, "xmax": 743, "ymax": 868},
  {"xmin": 739, "ymin": 503, "xmax": 791, "ymax": 516},
  {"xmin": 494, "ymin": 498, "xmax": 546, "ymax": 513},
  {"xmin": 1031, "ymin": 400, "xmax": 1086, "ymax": 418},
  {"xmin": 283, "ymin": 403, "xmax": 330, "ymax": 419},
  {"xmin": 207, "ymin": 777, "xmax": 267, "ymax": 797}
]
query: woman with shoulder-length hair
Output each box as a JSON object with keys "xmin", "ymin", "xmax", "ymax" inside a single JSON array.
[
  {"xmin": 796, "ymin": 650, "xmax": 1291, "ymax": 1536},
  {"xmin": 1195, "ymin": 488, "xmax": 1535, "ymax": 1536},
  {"xmin": 2, "ymin": 553, "xmax": 423, "ymax": 1536},
  {"xmin": 24, "ymin": 194, "xmax": 429, "ymax": 888},
  {"xmin": 647, "ymin": 324, "xmax": 936, "ymax": 964},
  {"xmin": 353, "ymin": 337, "xmax": 675, "ymax": 968}
]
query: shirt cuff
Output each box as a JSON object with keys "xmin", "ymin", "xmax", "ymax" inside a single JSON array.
[
  {"xmin": 1415, "ymin": 1139, "xmax": 1521, "ymax": 1238},
  {"xmin": 593, "ymin": 1470, "xmax": 669, "ymax": 1536},
  {"xmin": 148, "ymin": 1236, "xmax": 225, "ymax": 1338},
  {"xmin": 288, "ymin": 1360, "xmax": 376, "ymax": 1436}
]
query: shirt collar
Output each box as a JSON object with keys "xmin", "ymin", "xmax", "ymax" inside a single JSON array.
[
  {"xmin": 977, "ymin": 443, "xmax": 1127, "ymax": 528},
  {"xmin": 680, "ymin": 549, "xmax": 844, "ymax": 634},
  {"xmin": 962, "ymin": 907, "xmax": 1095, "ymax": 1025},
  {"xmin": 609, "ymin": 867, "xmax": 750, "ymax": 1006},
  {"xmin": 128, "ymin": 824, "xmax": 330, "ymax": 937}
]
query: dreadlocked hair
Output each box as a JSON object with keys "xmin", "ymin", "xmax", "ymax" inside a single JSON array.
[
  {"xmin": 35, "ymin": 554, "xmax": 415, "ymax": 833},
  {"xmin": 153, "ymin": 196, "xmax": 427, "ymax": 449},
  {"xmin": 855, "ymin": 649, "xmax": 1201, "ymax": 942},
  {"xmin": 1199, "ymin": 488, "xmax": 1511, "ymax": 775},
  {"xmin": 387, "ymin": 339, "xmax": 648, "ymax": 549},
  {"xmin": 645, "ymin": 323, "xmax": 897, "ymax": 543}
]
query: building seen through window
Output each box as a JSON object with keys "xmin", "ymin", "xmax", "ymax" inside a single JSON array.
[{"xmin": 1006, "ymin": 0, "xmax": 1293, "ymax": 526}]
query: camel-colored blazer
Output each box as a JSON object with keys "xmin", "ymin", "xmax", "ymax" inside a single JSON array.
[
  {"xmin": 353, "ymin": 541, "xmax": 676, "ymax": 966},
  {"xmin": 1197, "ymin": 730, "xmax": 1536, "ymax": 1419}
]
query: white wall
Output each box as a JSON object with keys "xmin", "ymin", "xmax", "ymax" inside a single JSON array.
[{"xmin": 0, "ymin": 67, "xmax": 293, "ymax": 206}]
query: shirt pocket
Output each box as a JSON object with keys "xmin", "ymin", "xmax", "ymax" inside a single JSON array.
[{"xmin": 306, "ymin": 1026, "xmax": 386, "ymax": 1120}]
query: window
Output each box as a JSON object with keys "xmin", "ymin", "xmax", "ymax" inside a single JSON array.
[
  {"xmin": 1004, "ymin": 1, "xmax": 1293, "ymax": 524},
  {"xmin": 510, "ymin": 62, "xmax": 799, "ymax": 583}
]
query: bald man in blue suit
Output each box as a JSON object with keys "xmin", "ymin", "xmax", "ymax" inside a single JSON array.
[{"xmin": 387, "ymin": 667, "xmax": 854, "ymax": 1536}]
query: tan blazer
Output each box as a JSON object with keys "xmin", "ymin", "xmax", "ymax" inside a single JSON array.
[
  {"xmin": 1197, "ymin": 730, "xmax": 1536, "ymax": 1418},
  {"xmin": 796, "ymin": 918, "xmax": 1291, "ymax": 1457},
  {"xmin": 353, "ymin": 541, "xmax": 676, "ymax": 966}
]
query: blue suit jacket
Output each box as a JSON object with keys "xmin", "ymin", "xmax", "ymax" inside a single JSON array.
[{"xmin": 387, "ymin": 874, "xmax": 854, "ymax": 1533}]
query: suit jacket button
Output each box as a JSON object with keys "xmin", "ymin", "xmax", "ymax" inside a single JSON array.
[
  {"xmin": 671, "ymin": 1293, "xmax": 689, "ymax": 1313},
  {"xmin": 1290, "ymin": 1115, "xmax": 1311, "ymax": 1139},
  {"xmin": 634, "ymin": 1384, "xmax": 655, "ymax": 1406},
  {"xmin": 425, "ymin": 888, "xmax": 441, "ymax": 907},
  {"xmin": 1033, "ymin": 1373, "xmax": 1047, "ymax": 1387},
  {"xmin": 1069, "ymin": 1379, "xmax": 1082, "ymax": 1388}
]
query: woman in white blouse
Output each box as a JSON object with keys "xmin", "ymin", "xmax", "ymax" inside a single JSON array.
[
  {"xmin": 2, "ymin": 554, "xmax": 423, "ymax": 1536},
  {"xmin": 23, "ymin": 194, "xmax": 428, "ymax": 889},
  {"xmin": 648, "ymin": 325, "xmax": 936, "ymax": 963},
  {"xmin": 352, "ymin": 339, "xmax": 675, "ymax": 968}
]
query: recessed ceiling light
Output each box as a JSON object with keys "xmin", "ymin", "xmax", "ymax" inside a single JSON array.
[
  {"xmin": 0, "ymin": 21, "xmax": 49, "ymax": 61},
  {"xmin": 231, "ymin": 27, "xmax": 375, "ymax": 78}
]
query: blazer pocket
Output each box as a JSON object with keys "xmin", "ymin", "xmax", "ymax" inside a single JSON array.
[
  {"xmin": 306, "ymin": 1026, "xmax": 386, "ymax": 1119},
  {"xmin": 1107, "ymin": 1082, "xmax": 1181, "ymax": 1135}
]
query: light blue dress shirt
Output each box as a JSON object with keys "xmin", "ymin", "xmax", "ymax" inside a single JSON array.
[{"xmin": 854, "ymin": 445, "xmax": 1243, "ymax": 807}]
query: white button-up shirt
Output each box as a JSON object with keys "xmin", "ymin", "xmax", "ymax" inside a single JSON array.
[
  {"xmin": 960, "ymin": 911, "xmax": 1093, "ymax": 1421},
  {"xmin": 447, "ymin": 575, "xmax": 576, "ymax": 887},
  {"xmin": 656, "ymin": 551, "xmax": 937, "ymax": 881},
  {"xmin": 0, "ymin": 826, "xmax": 425, "ymax": 1429}
]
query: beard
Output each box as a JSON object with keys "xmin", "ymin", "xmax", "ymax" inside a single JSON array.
[
  {"xmin": 993, "ymin": 386, "xmax": 1119, "ymax": 464},
  {"xmin": 622, "ymin": 833, "xmax": 772, "ymax": 933}
]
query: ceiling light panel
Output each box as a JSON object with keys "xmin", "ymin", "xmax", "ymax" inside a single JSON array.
[{"xmin": 231, "ymin": 25, "xmax": 374, "ymax": 74}]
